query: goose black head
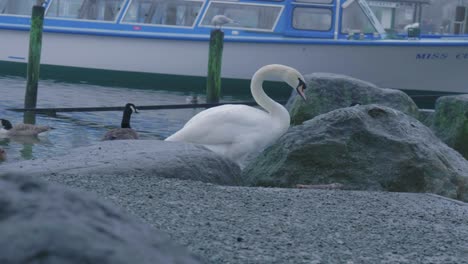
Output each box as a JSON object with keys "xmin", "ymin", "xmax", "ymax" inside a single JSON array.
[
  {"xmin": 1, "ymin": 119, "xmax": 13, "ymax": 130},
  {"xmin": 125, "ymin": 103, "xmax": 139, "ymax": 114}
]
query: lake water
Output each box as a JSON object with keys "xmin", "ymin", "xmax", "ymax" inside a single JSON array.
[{"xmin": 0, "ymin": 75, "xmax": 246, "ymax": 164}]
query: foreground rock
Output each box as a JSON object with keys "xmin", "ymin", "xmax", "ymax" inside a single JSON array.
[
  {"xmin": 432, "ymin": 95, "xmax": 468, "ymax": 159},
  {"xmin": 7, "ymin": 171, "xmax": 467, "ymax": 264},
  {"xmin": 244, "ymin": 105, "xmax": 468, "ymax": 202},
  {"xmin": 287, "ymin": 72, "xmax": 420, "ymax": 125},
  {"xmin": 2, "ymin": 140, "xmax": 242, "ymax": 186},
  {"xmin": 0, "ymin": 173, "xmax": 201, "ymax": 264}
]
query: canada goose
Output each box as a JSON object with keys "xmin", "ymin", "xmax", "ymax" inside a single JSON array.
[
  {"xmin": 102, "ymin": 103, "xmax": 139, "ymax": 141},
  {"xmin": 0, "ymin": 119, "xmax": 51, "ymax": 137},
  {"xmin": 0, "ymin": 148, "xmax": 5, "ymax": 161}
]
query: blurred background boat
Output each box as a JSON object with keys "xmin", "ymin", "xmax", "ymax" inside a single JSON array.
[{"xmin": 0, "ymin": 0, "xmax": 467, "ymax": 99}]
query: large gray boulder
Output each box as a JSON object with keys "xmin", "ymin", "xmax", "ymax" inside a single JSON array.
[
  {"xmin": 243, "ymin": 105, "xmax": 468, "ymax": 201},
  {"xmin": 2, "ymin": 140, "xmax": 242, "ymax": 186},
  {"xmin": 0, "ymin": 173, "xmax": 201, "ymax": 264},
  {"xmin": 287, "ymin": 73, "xmax": 420, "ymax": 125},
  {"xmin": 432, "ymin": 95, "xmax": 468, "ymax": 160}
]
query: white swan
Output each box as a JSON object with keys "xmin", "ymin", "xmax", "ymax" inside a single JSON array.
[{"xmin": 165, "ymin": 64, "xmax": 307, "ymax": 167}]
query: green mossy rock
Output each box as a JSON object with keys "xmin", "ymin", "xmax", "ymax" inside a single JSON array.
[
  {"xmin": 432, "ymin": 95, "xmax": 468, "ymax": 159},
  {"xmin": 287, "ymin": 73, "xmax": 420, "ymax": 126},
  {"xmin": 244, "ymin": 105, "xmax": 468, "ymax": 202}
]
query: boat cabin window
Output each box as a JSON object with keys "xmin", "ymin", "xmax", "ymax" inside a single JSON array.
[
  {"xmin": 200, "ymin": 1, "xmax": 282, "ymax": 31},
  {"xmin": 341, "ymin": 0, "xmax": 377, "ymax": 34},
  {"xmin": 368, "ymin": 1, "xmax": 414, "ymax": 34},
  {"xmin": 46, "ymin": 0, "xmax": 125, "ymax": 21},
  {"xmin": 369, "ymin": 0, "xmax": 468, "ymax": 35},
  {"xmin": 122, "ymin": 0, "xmax": 203, "ymax": 27},
  {"xmin": 0, "ymin": 0, "xmax": 37, "ymax": 16},
  {"xmin": 293, "ymin": 7, "xmax": 332, "ymax": 31}
]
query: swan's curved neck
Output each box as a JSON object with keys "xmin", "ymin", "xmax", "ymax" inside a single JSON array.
[
  {"xmin": 121, "ymin": 109, "xmax": 132, "ymax": 128},
  {"xmin": 251, "ymin": 67, "xmax": 290, "ymax": 124}
]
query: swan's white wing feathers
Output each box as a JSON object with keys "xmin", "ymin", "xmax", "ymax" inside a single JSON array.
[
  {"xmin": 184, "ymin": 105, "xmax": 264, "ymax": 127},
  {"xmin": 166, "ymin": 104, "xmax": 270, "ymax": 145}
]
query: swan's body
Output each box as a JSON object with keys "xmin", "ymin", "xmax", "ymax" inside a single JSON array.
[
  {"xmin": 165, "ymin": 64, "xmax": 306, "ymax": 167},
  {"xmin": 102, "ymin": 103, "xmax": 139, "ymax": 141},
  {"xmin": 0, "ymin": 119, "xmax": 51, "ymax": 137}
]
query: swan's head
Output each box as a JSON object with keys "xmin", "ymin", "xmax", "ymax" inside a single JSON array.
[
  {"xmin": 253, "ymin": 64, "xmax": 307, "ymax": 101},
  {"xmin": 282, "ymin": 67, "xmax": 307, "ymax": 102},
  {"xmin": 125, "ymin": 103, "xmax": 139, "ymax": 114}
]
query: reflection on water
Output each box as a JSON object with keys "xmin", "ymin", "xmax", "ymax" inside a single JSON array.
[
  {"xmin": 0, "ymin": 75, "xmax": 247, "ymax": 164},
  {"xmin": 20, "ymin": 144, "xmax": 33, "ymax": 160}
]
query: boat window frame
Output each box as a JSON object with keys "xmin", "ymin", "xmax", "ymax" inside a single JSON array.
[
  {"xmin": 292, "ymin": 6, "xmax": 333, "ymax": 31},
  {"xmin": 120, "ymin": 0, "xmax": 207, "ymax": 29},
  {"xmin": 44, "ymin": 0, "xmax": 127, "ymax": 24},
  {"xmin": 198, "ymin": 0, "xmax": 284, "ymax": 32},
  {"xmin": 283, "ymin": 0, "xmax": 335, "ymax": 38},
  {"xmin": 340, "ymin": 0, "xmax": 385, "ymax": 36}
]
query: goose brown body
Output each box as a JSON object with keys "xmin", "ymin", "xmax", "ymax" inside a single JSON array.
[{"xmin": 0, "ymin": 119, "xmax": 51, "ymax": 136}]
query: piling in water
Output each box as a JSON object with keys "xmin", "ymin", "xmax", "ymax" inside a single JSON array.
[
  {"xmin": 206, "ymin": 29, "xmax": 224, "ymax": 104},
  {"xmin": 24, "ymin": 5, "xmax": 45, "ymax": 124}
]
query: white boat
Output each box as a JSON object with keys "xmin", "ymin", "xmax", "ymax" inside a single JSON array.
[{"xmin": 0, "ymin": 0, "xmax": 467, "ymax": 98}]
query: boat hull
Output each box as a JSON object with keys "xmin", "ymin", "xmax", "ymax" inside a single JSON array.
[{"xmin": 1, "ymin": 29, "xmax": 468, "ymax": 95}]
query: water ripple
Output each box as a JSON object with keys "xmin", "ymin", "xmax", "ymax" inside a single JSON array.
[{"xmin": 0, "ymin": 76, "xmax": 241, "ymax": 164}]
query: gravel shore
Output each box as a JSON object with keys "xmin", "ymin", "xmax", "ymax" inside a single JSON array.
[
  {"xmin": 14, "ymin": 172, "xmax": 468, "ymax": 264},
  {"xmin": 2, "ymin": 140, "xmax": 468, "ymax": 263}
]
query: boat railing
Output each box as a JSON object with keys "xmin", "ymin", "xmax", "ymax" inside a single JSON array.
[{"xmin": 356, "ymin": 0, "xmax": 386, "ymax": 36}]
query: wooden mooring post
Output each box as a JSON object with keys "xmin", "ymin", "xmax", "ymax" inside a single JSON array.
[
  {"xmin": 206, "ymin": 29, "xmax": 224, "ymax": 104},
  {"xmin": 23, "ymin": 4, "xmax": 45, "ymax": 124}
]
